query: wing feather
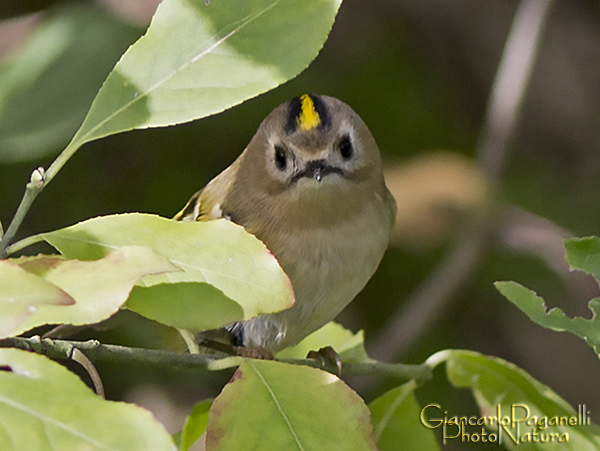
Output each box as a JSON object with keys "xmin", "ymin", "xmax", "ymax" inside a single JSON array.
[{"xmin": 173, "ymin": 156, "xmax": 243, "ymax": 222}]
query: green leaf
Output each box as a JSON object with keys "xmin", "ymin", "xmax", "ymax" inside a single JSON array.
[
  {"xmin": 0, "ymin": 260, "xmax": 75, "ymax": 338},
  {"xmin": 205, "ymin": 359, "xmax": 378, "ymax": 450},
  {"xmin": 496, "ymin": 281, "xmax": 600, "ymax": 357},
  {"xmin": 178, "ymin": 399, "xmax": 212, "ymax": 451},
  {"xmin": 5, "ymin": 245, "xmax": 178, "ymax": 337},
  {"xmin": 0, "ymin": 4, "xmax": 142, "ymax": 162},
  {"xmin": 0, "ymin": 348, "xmax": 176, "ymax": 451},
  {"xmin": 427, "ymin": 349, "xmax": 600, "ymax": 450},
  {"xmin": 369, "ymin": 380, "xmax": 440, "ymax": 451},
  {"xmin": 127, "ymin": 283, "xmax": 244, "ymax": 332},
  {"xmin": 276, "ymin": 321, "xmax": 368, "ymax": 362},
  {"xmin": 565, "ymin": 236, "xmax": 600, "ymax": 282},
  {"xmin": 41, "ymin": 213, "xmax": 294, "ymax": 327},
  {"xmin": 70, "ymin": 0, "xmax": 343, "ymax": 150}
]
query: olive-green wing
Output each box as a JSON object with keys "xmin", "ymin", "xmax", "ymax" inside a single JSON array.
[{"xmin": 173, "ymin": 156, "xmax": 242, "ymax": 222}]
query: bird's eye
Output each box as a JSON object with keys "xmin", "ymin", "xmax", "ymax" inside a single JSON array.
[
  {"xmin": 338, "ymin": 135, "xmax": 353, "ymax": 160},
  {"xmin": 274, "ymin": 145, "xmax": 287, "ymax": 170}
]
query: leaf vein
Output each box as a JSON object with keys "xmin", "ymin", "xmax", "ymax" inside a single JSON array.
[
  {"xmin": 79, "ymin": 0, "xmax": 284, "ymax": 144},
  {"xmin": 373, "ymin": 386, "xmax": 412, "ymax": 443},
  {"xmin": 248, "ymin": 362, "xmax": 306, "ymax": 451},
  {"xmin": 46, "ymin": 235, "xmax": 275, "ymax": 294},
  {"xmin": 0, "ymin": 394, "xmax": 111, "ymax": 450}
]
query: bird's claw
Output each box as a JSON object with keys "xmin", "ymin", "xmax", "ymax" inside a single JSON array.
[
  {"xmin": 234, "ymin": 345, "xmax": 275, "ymax": 360},
  {"xmin": 307, "ymin": 346, "xmax": 342, "ymax": 375}
]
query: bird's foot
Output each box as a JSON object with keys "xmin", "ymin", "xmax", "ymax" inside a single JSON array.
[
  {"xmin": 199, "ymin": 338, "xmax": 274, "ymax": 360},
  {"xmin": 307, "ymin": 346, "xmax": 342, "ymax": 376},
  {"xmin": 233, "ymin": 345, "xmax": 275, "ymax": 360}
]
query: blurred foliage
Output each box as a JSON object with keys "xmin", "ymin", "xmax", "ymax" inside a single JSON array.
[
  {"xmin": 0, "ymin": 3, "xmax": 144, "ymax": 161},
  {"xmin": 2, "ymin": 0, "xmax": 600, "ymax": 440},
  {"xmin": 0, "ymin": 0, "xmax": 64, "ymax": 19}
]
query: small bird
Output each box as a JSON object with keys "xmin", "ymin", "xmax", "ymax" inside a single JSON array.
[{"xmin": 174, "ymin": 94, "xmax": 396, "ymax": 353}]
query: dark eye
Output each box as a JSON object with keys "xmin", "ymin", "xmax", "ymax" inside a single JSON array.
[
  {"xmin": 338, "ymin": 135, "xmax": 353, "ymax": 160},
  {"xmin": 274, "ymin": 145, "xmax": 287, "ymax": 170}
]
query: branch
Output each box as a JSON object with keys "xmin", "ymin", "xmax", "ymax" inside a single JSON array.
[
  {"xmin": 0, "ymin": 134, "xmax": 85, "ymax": 257},
  {"xmin": 0, "ymin": 336, "xmax": 432, "ymax": 382},
  {"xmin": 369, "ymin": 0, "xmax": 554, "ymax": 363},
  {"xmin": 0, "ymin": 336, "xmax": 223, "ymax": 369},
  {"xmin": 0, "ymin": 168, "xmax": 45, "ymax": 258},
  {"xmin": 369, "ymin": 221, "xmax": 490, "ymax": 362},
  {"xmin": 476, "ymin": 0, "xmax": 555, "ymax": 181}
]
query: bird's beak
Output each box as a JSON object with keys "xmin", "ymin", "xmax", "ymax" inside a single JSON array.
[
  {"xmin": 292, "ymin": 159, "xmax": 344, "ymax": 185},
  {"xmin": 306, "ymin": 159, "xmax": 327, "ymax": 183},
  {"xmin": 313, "ymin": 167, "xmax": 322, "ymax": 183}
]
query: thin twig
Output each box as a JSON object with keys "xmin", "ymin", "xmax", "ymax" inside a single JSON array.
[
  {"xmin": 0, "ymin": 131, "xmax": 85, "ymax": 257},
  {"xmin": 369, "ymin": 220, "xmax": 490, "ymax": 362},
  {"xmin": 368, "ymin": 0, "xmax": 554, "ymax": 363},
  {"xmin": 0, "ymin": 168, "xmax": 45, "ymax": 258},
  {"xmin": 71, "ymin": 347, "xmax": 105, "ymax": 398}
]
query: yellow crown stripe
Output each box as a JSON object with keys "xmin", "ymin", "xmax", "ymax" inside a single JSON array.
[{"xmin": 297, "ymin": 94, "xmax": 321, "ymax": 131}]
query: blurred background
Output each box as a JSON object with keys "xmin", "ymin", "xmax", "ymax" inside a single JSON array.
[{"xmin": 2, "ymin": 0, "xmax": 600, "ymax": 445}]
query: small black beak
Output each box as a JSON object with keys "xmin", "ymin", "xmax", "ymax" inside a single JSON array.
[
  {"xmin": 313, "ymin": 168, "xmax": 322, "ymax": 182},
  {"xmin": 305, "ymin": 159, "xmax": 327, "ymax": 183},
  {"xmin": 291, "ymin": 159, "xmax": 345, "ymax": 185}
]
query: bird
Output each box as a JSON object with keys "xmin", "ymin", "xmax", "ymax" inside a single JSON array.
[{"xmin": 174, "ymin": 94, "xmax": 396, "ymax": 354}]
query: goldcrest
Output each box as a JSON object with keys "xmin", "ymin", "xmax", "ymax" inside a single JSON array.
[{"xmin": 175, "ymin": 94, "xmax": 396, "ymax": 353}]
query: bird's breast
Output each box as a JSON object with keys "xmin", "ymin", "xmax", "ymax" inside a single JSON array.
[{"xmin": 241, "ymin": 194, "xmax": 392, "ymax": 351}]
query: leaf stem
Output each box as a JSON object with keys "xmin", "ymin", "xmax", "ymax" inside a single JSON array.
[
  {"xmin": 43, "ymin": 137, "xmax": 84, "ymax": 186},
  {"xmin": 5, "ymin": 233, "xmax": 46, "ymax": 257}
]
